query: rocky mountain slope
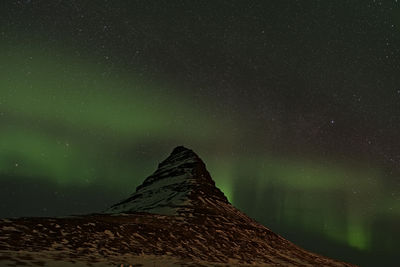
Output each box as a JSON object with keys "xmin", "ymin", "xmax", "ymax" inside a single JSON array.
[{"xmin": 0, "ymin": 146, "xmax": 357, "ymax": 266}]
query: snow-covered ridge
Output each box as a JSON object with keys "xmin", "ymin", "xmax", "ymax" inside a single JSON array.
[
  {"xmin": 138, "ymin": 147, "xmax": 200, "ymax": 190},
  {"xmin": 106, "ymin": 174, "xmax": 193, "ymax": 215},
  {"xmin": 105, "ymin": 146, "xmax": 227, "ymax": 215}
]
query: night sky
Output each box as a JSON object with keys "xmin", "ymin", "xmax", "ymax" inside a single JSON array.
[{"xmin": 0, "ymin": 1, "xmax": 399, "ymax": 266}]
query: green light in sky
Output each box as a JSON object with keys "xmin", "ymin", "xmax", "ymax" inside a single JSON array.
[
  {"xmin": 0, "ymin": 44, "xmax": 235, "ymax": 188},
  {"xmin": 207, "ymin": 160, "xmax": 235, "ymax": 203},
  {"xmin": 232, "ymin": 156, "xmax": 384, "ymax": 251},
  {"xmin": 0, "ymin": 44, "xmax": 231, "ymax": 141},
  {"xmin": 347, "ymin": 216, "xmax": 370, "ymax": 250},
  {"xmin": 0, "ymin": 127, "xmax": 97, "ymax": 185},
  {"xmin": 256, "ymin": 156, "xmax": 382, "ymax": 192}
]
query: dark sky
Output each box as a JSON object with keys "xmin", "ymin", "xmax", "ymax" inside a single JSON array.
[{"xmin": 0, "ymin": 1, "xmax": 399, "ymax": 266}]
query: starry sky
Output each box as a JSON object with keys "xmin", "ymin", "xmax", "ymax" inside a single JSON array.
[{"xmin": 0, "ymin": 1, "xmax": 399, "ymax": 266}]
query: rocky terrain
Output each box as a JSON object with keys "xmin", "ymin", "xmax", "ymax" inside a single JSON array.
[{"xmin": 0, "ymin": 146, "xmax": 357, "ymax": 266}]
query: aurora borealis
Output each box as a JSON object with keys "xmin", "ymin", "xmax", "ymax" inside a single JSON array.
[{"xmin": 0, "ymin": 1, "xmax": 399, "ymax": 266}]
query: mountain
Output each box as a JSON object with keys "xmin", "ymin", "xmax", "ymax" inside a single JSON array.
[
  {"xmin": 106, "ymin": 146, "xmax": 239, "ymax": 218},
  {"xmin": 0, "ymin": 146, "xmax": 357, "ymax": 266}
]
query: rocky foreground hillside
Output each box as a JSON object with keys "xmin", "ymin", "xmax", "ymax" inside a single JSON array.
[{"xmin": 0, "ymin": 146, "xmax": 356, "ymax": 266}]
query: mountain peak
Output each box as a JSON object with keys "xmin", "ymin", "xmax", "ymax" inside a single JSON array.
[
  {"xmin": 170, "ymin": 145, "xmax": 192, "ymax": 155},
  {"xmin": 105, "ymin": 146, "xmax": 229, "ymax": 216},
  {"xmin": 156, "ymin": 145, "xmax": 202, "ymax": 172}
]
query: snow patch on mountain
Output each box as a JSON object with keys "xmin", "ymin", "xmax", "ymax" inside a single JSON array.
[{"xmin": 106, "ymin": 174, "xmax": 193, "ymax": 215}]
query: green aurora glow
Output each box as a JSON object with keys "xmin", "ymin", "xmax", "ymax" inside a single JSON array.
[
  {"xmin": 0, "ymin": 46, "xmax": 398, "ymax": 255},
  {"xmin": 0, "ymin": 45, "xmax": 233, "ymax": 186}
]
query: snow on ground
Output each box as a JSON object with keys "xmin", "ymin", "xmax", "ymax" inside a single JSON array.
[{"xmin": 0, "ymin": 249, "xmax": 279, "ymax": 267}]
